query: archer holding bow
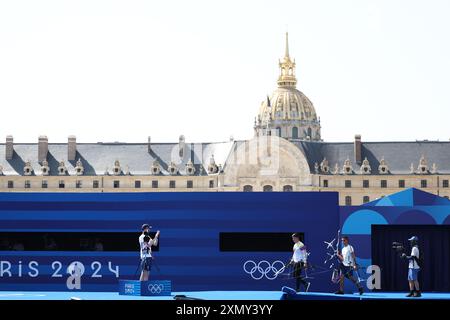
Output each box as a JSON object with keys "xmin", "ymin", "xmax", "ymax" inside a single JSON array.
[
  {"xmin": 287, "ymin": 233, "xmax": 310, "ymax": 292},
  {"xmin": 335, "ymin": 236, "xmax": 363, "ymax": 295}
]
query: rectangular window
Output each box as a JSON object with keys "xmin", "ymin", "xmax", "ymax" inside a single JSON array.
[
  {"xmin": 421, "ymin": 180, "xmax": 427, "ymax": 188},
  {"xmin": 59, "ymin": 180, "xmax": 65, "ymax": 188},
  {"xmin": 42, "ymin": 180, "xmax": 48, "ymax": 189},
  {"xmin": 152, "ymin": 180, "xmax": 158, "ymax": 188},
  {"xmin": 345, "ymin": 180, "xmax": 351, "ymax": 188},
  {"xmin": 24, "ymin": 180, "xmax": 31, "ymax": 189},
  {"xmin": 93, "ymin": 180, "xmax": 99, "ymax": 189},
  {"xmin": 209, "ymin": 180, "xmax": 214, "ymax": 188},
  {"xmin": 345, "ymin": 196, "xmax": 352, "ymax": 206},
  {"xmin": 169, "ymin": 180, "xmax": 176, "ymax": 189},
  {"xmin": 363, "ymin": 180, "xmax": 369, "ymax": 188},
  {"xmin": 219, "ymin": 232, "xmax": 304, "ymax": 252},
  {"xmin": 399, "ymin": 180, "xmax": 405, "ymax": 188},
  {"xmin": 363, "ymin": 196, "xmax": 370, "ymax": 204},
  {"xmin": 323, "ymin": 179, "xmax": 329, "ymax": 188},
  {"xmin": 76, "ymin": 180, "xmax": 82, "ymax": 188},
  {"xmin": 135, "ymin": 180, "xmax": 141, "ymax": 188},
  {"xmin": 113, "ymin": 180, "xmax": 120, "ymax": 188},
  {"xmin": 443, "ymin": 180, "xmax": 449, "ymax": 188},
  {"xmin": 187, "ymin": 180, "xmax": 193, "ymax": 188},
  {"xmin": 381, "ymin": 180, "xmax": 387, "ymax": 188},
  {"xmin": 7, "ymin": 181, "xmax": 14, "ymax": 189}
]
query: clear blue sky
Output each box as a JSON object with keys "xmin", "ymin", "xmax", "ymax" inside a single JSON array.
[{"xmin": 0, "ymin": 0, "xmax": 449, "ymax": 143}]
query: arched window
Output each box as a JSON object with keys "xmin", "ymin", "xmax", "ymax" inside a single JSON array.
[
  {"xmin": 243, "ymin": 185, "xmax": 253, "ymax": 192},
  {"xmin": 283, "ymin": 185, "xmax": 293, "ymax": 192},
  {"xmin": 363, "ymin": 196, "xmax": 370, "ymax": 204},
  {"xmin": 345, "ymin": 196, "xmax": 352, "ymax": 206},
  {"xmin": 292, "ymin": 127, "xmax": 298, "ymax": 139},
  {"xmin": 263, "ymin": 185, "xmax": 273, "ymax": 192},
  {"xmin": 276, "ymin": 127, "xmax": 281, "ymax": 137},
  {"xmin": 307, "ymin": 127, "xmax": 312, "ymax": 138}
]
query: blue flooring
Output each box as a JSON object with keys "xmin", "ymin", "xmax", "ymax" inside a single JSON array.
[{"xmin": 0, "ymin": 291, "xmax": 449, "ymax": 300}]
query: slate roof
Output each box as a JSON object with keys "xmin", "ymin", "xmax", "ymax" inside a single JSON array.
[
  {"xmin": 2, "ymin": 139, "xmax": 450, "ymax": 176},
  {"xmin": 294, "ymin": 140, "xmax": 450, "ymax": 174},
  {"xmin": 0, "ymin": 142, "xmax": 234, "ymax": 176}
]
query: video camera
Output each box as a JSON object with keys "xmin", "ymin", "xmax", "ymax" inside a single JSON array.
[{"xmin": 392, "ymin": 242, "xmax": 405, "ymax": 253}]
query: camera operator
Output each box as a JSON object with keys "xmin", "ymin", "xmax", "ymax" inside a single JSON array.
[
  {"xmin": 401, "ymin": 236, "xmax": 421, "ymax": 297},
  {"xmin": 139, "ymin": 224, "xmax": 160, "ymax": 281}
]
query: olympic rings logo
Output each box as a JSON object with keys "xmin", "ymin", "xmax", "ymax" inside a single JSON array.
[
  {"xmin": 243, "ymin": 260, "xmax": 285, "ymax": 280},
  {"xmin": 147, "ymin": 283, "xmax": 164, "ymax": 294}
]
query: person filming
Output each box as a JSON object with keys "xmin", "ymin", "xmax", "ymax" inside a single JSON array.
[
  {"xmin": 139, "ymin": 224, "xmax": 160, "ymax": 281},
  {"xmin": 401, "ymin": 236, "xmax": 421, "ymax": 297}
]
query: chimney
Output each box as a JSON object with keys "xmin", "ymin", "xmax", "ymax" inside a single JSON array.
[
  {"xmin": 147, "ymin": 136, "xmax": 151, "ymax": 153},
  {"xmin": 354, "ymin": 134, "xmax": 362, "ymax": 165},
  {"xmin": 179, "ymin": 135, "xmax": 185, "ymax": 158},
  {"xmin": 68, "ymin": 135, "xmax": 76, "ymax": 161},
  {"xmin": 38, "ymin": 135, "xmax": 48, "ymax": 163},
  {"xmin": 5, "ymin": 135, "xmax": 13, "ymax": 160}
]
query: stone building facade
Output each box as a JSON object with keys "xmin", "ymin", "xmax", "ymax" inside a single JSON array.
[{"xmin": 1, "ymin": 34, "xmax": 450, "ymax": 205}]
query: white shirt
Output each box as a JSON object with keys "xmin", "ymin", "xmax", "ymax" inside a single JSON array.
[
  {"xmin": 341, "ymin": 244, "xmax": 355, "ymax": 267},
  {"xmin": 139, "ymin": 234, "xmax": 157, "ymax": 259},
  {"xmin": 292, "ymin": 241, "xmax": 307, "ymax": 263},
  {"xmin": 409, "ymin": 246, "xmax": 420, "ymax": 269}
]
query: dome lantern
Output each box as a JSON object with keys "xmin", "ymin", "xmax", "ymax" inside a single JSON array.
[{"xmin": 277, "ymin": 32, "xmax": 297, "ymax": 88}]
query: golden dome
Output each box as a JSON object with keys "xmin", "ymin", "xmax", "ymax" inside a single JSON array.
[
  {"xmin": 259, "ymin": 87, "xmax": 318, "ymax": 122},
  {"xmin": 255, "ymin": 33, "xmax": 321, "ymax": 141}
]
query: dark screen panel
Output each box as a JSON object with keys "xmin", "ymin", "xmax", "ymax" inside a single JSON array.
[
  {"xmin": 219, "ymin": 232, "xmax": 304, "ymax": 252},
  {"xmin": 0, "ymin": 232, "xmax": 159, "ymax": 252}
]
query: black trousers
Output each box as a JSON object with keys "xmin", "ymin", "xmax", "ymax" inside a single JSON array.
[{"xmin": 292, "ymin": 262, "xmax": 308, "ymax": 291}]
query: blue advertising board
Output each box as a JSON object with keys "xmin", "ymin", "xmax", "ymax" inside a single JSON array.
[{"xmin": 0, "ymin": 192, "xmax": 339, "ymax": 292}]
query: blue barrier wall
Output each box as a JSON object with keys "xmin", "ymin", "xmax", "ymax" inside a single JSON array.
[{"xmin": 0, "ymin": 192, "xmax": 339, "ymax": 292}]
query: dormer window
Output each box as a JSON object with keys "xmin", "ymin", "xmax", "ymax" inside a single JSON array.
[
  {"xmin": 75, "ymin": 159, "xmax": 84, "ymax": 176},
  {"xmin": 113, "ymin": 160, "xmax": 121, "ymax": 176},
  {"xmin": 168, "ymin": 162, "xmax": 178, "ymax": 176},
  {"xmin": 151, "ymin": 160, "xmax": 161, "ymax": 175},
  {"xmin": 342, "ymin": 158, "xmax": 353, "ymax": 175},
  {"xmin": 24, "ymin": 161, "xmax": 33, "ymax": 176},
  {"xmin": 417, "ymin": 155, "xmax": 429, "ymax": 174},
  {"xmin": 41, "ymin": 159, "xmax": 50, "ymax": 176},
  {"xmin": 378, "ymin": 157, "xmax": 389, "ymax": 174},
  {"xmin": 58, "ymin": 161, "xmax": 67, "ymax": 176},
  {"xmin": 207, "ymin": 155, "xmax": 218, "ymax": 174},
  {"xmin": 360, "ymin": 157, "xmax": 371, "ymax": 175},
  {"xmin": 185, "ymin": 160, "xmax": 195, "ymax": 176}
]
